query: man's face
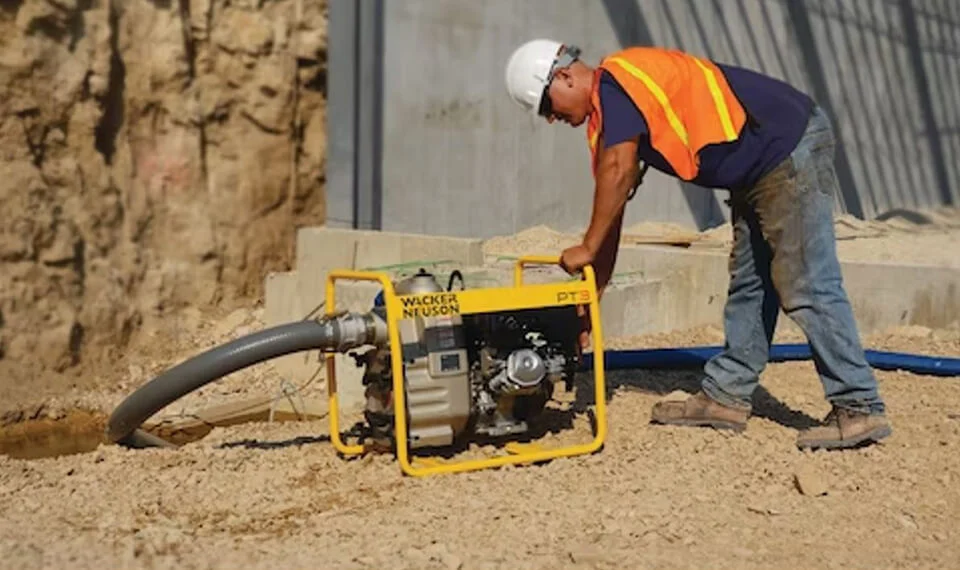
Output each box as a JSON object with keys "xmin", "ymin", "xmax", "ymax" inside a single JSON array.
[{"xmin": 540, "ymin": 68, "xmax": 590, "ymax": 127}]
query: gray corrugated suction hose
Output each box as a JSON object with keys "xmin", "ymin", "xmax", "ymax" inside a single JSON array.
[{"xmin": 107, "ymin": 312, "xmax": 386, "ymax": 448}]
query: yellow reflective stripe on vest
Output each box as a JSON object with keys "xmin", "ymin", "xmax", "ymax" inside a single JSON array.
[
  {"xmin": 607, "ymin": 57, "xmax": 689, "ymax": 146},
  {"xmin": 692, "ymin": 58, "xmax": 738, "ymax": 140}
]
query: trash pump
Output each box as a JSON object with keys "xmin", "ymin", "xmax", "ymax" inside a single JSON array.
[{"xmin": 106, "ymin": 257, "xmax": 608, "ymax": 477}]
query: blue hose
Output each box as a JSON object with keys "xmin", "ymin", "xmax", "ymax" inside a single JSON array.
[{"xmin": 580, "ymin": 344, "xmax": 960, "ymax": 377}]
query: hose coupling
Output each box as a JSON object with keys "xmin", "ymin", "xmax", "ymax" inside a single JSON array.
[{"xmin": 320, "ymin": 310, "xmax": 389, "ymax": 352}]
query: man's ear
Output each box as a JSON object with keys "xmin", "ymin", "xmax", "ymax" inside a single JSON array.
[{"xmin": 554, "ymin": 67, "xmax": 574, "ymax": 87}]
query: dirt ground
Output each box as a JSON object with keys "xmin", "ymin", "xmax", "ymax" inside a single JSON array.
[
  {"xmin": 2, "ymin": 216, "xmax": 960, "ymax": 569},
  {"xmin": 1, "ymin": 323, "xmax": 959, "ymax": 570}
]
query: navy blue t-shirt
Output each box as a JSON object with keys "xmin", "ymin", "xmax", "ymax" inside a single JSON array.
[{"xmin": 598, "ymin": 63, "xmax": 814, "ymax": 190}]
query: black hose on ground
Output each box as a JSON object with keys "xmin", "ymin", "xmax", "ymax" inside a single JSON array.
[{"xmin": 106, "ymin": 320, "xmax": 343, "ymax": 448}]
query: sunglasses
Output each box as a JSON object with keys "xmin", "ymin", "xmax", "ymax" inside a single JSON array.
[{"xmin": 537, "ymin": 45, "xmax": 581, "ymax": 119}]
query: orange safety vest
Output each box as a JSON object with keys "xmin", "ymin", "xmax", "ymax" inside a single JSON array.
[{"xmin": 586, "ymin": 47, "xmax": 748, "ymax": 181}]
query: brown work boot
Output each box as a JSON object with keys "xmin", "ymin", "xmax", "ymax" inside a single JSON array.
[
  {"xmin": 796, "ymin": 407, "xmax": 892, "ymax": 450},
  {"xmin": 650, "ymin": 391, "xmax": 749, "ymax": 432}
]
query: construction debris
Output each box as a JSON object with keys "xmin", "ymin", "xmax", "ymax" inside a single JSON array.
[{"xmin": 793, "ymin": 464, "xmax": 829, "ymax": 497}]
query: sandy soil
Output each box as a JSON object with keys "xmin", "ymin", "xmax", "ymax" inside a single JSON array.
[
  {"xmin": 1, "ymin": 324, "xmax": 959, "ymax": 570},
  {"xmin": 482, "ymin": 209, "xmax": 960, "ymax": 269},
  {"xmin": 2, "ymin": 211, "xmax": 960, "ymax": 569}
]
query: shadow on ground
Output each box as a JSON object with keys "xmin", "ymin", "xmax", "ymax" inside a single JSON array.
[
  {"xmin": 573, "ymin": 368, "xmax": 820, "ymax": 431},
  {"xmin": 208, "ymin": 367, "xmax": 823, "ymax": 456}
]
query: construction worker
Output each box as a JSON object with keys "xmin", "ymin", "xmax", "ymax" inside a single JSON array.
[{"xmin": 503, "ymin": 39, "xmax": 892, "ymax": 450}]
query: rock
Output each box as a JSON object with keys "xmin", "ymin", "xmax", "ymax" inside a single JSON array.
[
  {"xmin": 794, "ymin": 464, "xmax": 829, "ymax": 496},
  {"xmin": 662, "ymin": 390, "xmax": 690, "ymax": 403},
  {"xmin": 219, "ymin": 308, "xmax": 252, "ymax": 336},
  {"xmin": 294, "ymin": 28, "xmax": 326, "ymax": 61},
  {"xmin": 49, "ymin": 0, "xmax": 79, "ymax": 10},
  {"xmin": 46, "ymin": 405, "xmax": 66, "ymax": 421},
  {"xmin": 188, "ymin": 0, "xmax": 214, "ymax": 39},
  {"xmin": 301, "ymin": 107, "xmax": 327, "ymax": 168},
  {"xmin": 214, "ymin": 10, "xmax": 274, "ymax": 55},
  {"xmin": 747, "ymin": 503, "xmax": 783, "ymax": 516},
  {"xmin": 402, "ymin": 547, "xmax": 429, "ymax": 564},
  {"xmin": 567, "ymin": 547, "xmax": 607, "ymax": 565},
  {"xmin": 241, "ymin": 55, "xmax": 295, "ymax": 132},
  {"xmin": 16, "ymin": 0, "xmax": 65, "ymax": 35},
  {"xmin": 442, "ymin": 553, "xmax": 464, "ymax": 570},
  {"xmin": 6, "ymin": 313, "xmax": 81, "ymax": 372},
  {"xmin": 38, "ymin": 222, "xmax": 79, "ymax": 266},
  {"xmin": 122, "ymin": 5, "xmax": 190, "ymax": 90},
  {"xmin": 895, "ymin": 513, "xmax": 919, "ymax": 531}
]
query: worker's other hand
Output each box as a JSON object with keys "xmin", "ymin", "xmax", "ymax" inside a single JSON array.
[
  {"xmin": 576, "ymin": 304, "xmax": 592, "ymax": 351},
  {"xmin": 559, "ymin": 244, "xmax": 594, "ymax": 275},
  {"xmin": 560, "ymin": 244, "xmax": 595, "ymax": 351}
]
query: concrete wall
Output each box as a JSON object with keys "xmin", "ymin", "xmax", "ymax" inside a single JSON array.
[{"xmin": 328, "ymin": 0, "xmax": 960, "ymax": 237}]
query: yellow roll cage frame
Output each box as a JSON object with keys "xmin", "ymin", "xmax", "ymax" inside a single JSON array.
[{"xmin": 324, "ymin": 256, "xmax": 607, "ymax": 477}]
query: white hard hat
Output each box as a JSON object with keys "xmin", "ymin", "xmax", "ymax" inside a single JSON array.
[{"xmin": 505, "ymin": 39, "xmax": 581, "ymax": 116}]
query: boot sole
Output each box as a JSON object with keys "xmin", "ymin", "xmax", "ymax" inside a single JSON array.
[
  {"xmin": 651, "ymin": 417, "xmax": 747, "ymax": 432},
  {"xmin": 796, "ymin": 424, "xmax": 893, "ymax": 451}
]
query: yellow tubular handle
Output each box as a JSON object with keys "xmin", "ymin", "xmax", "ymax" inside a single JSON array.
[
  {"xmin": 325, "ymin": 261, "xmax": 607, "ymax": 477},
  {"xmin": 514, "ymin": 255, "xmax": 561, "ymax": 286},
  {"xmin": 514, "ymin": 255, "xmax": 596, "ymax": 288}
]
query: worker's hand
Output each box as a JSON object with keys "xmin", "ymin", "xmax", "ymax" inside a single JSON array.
[{"xmin": 559, "ymin": 244, "xmax": 595, "ymax": 275}]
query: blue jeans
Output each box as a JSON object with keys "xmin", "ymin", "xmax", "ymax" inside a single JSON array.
[{"xmin": 701, "ymin": 106, "xmax": 886, "ymax": 415}]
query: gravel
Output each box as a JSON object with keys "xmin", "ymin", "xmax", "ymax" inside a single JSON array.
[
  {"xmin": 3, "ymin": 213, "xmax": 960, "ymax": 569},
  {"xmin": 1, "ymin": 327, "xmax": 958, "ymax": 569}
]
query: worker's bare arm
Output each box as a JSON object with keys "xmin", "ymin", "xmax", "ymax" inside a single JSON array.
[
  {"xmin": 583, "ymin": 134, "xmax": 639, "ymax": 258},
  {"xmin": 559, "ymin": 133, "xmax": 638, "ymax": 292}
]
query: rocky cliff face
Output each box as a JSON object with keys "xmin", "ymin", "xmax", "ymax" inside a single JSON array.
[{"xmin": 0, "ymin": 0, "xmax": 327, "ymax": 395}]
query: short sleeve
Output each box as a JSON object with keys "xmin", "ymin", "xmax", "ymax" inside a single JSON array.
[{"xmin": 598, "ymin": 70, "xmax": 648, "ymax": 147}]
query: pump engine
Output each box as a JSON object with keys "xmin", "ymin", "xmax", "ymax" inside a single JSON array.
[{"xmin": 351, "ymin": 268, "xmax": 581, "ymax": 450}]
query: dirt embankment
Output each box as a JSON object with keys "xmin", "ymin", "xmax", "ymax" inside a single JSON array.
[{"xmin": 0, "ymin": 0, "xmax": 328, "ymax": 406}]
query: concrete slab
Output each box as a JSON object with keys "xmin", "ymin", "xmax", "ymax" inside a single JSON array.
[
  {"xmin": 611, "ymin": 243, "xmax": 730, "ymax": 283},
  {"xmin": 597, "ymin": 280, "xmax": 663, "ymax": 339},
  {"xmin": 606, "ymin": 244, "xmax": 960, "ymax": 337},
  {"xmin": 263, "ymin": 271, "xmax": 310, "ymax": 386},
  {"xmin": 294, "ymin": 225, "xmax": 485, "ymax": 337},
  {"xmin": 841, "ymin": 261, "xmax": 960, "ymax": 332},
  {"xmin": 594, "ymin": 244, "xmax": 730, "ymax": 338},
  {"xmin": 295, "ymin": 225, "xmax": 484, "ymax": 276}
]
